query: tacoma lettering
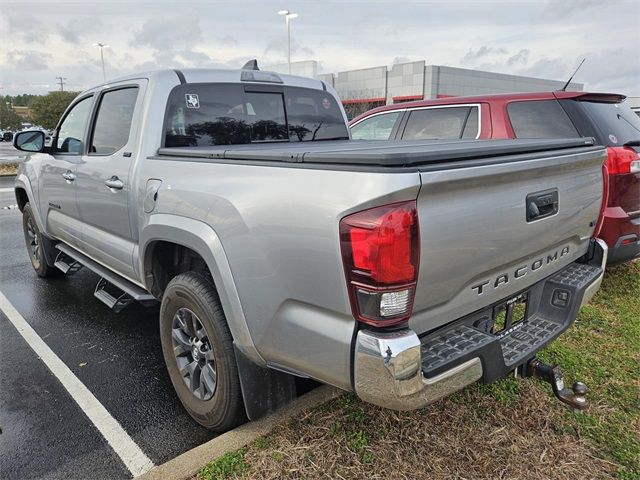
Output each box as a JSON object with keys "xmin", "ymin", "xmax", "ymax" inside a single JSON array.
[{"xmin": 471, "ymin": 245, "xmax": 570, "ymax": 295}]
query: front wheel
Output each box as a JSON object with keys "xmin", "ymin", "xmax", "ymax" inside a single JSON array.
[
  {"xmin": 22, "ymin": 203, "xmax": 60, "ymax": 278},
  {"xmin": 159, "ymin": 272, "xmax": 246, "ymax": 431}
]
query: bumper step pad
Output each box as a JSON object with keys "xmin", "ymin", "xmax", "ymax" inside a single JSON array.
[{"xmin": 420, "ymin": 260, "xmax": 602, "ymax": 382}]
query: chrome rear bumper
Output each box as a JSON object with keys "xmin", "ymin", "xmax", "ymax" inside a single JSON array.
[{"xmin": 354, "ymin": 328, "xmax": 482, "ymax": 410}]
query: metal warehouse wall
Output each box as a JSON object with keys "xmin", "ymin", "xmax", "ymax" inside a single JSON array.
[
  {"xmin": 430, "ymin": 65, "xmax": 582, "ymax": 99},
  {"xmin": 267, "ymin": 60, "xmax": 583, "ymax": 107}
]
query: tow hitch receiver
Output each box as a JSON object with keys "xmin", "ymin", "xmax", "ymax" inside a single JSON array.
[{"xmin": 524, "ymin": 358, "xmax": 588, "ymax": 412}]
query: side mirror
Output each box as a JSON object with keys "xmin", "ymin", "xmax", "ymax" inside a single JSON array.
[{"xmin": 13, "ymin": 130, "xmax": 45, "ymax": 153}]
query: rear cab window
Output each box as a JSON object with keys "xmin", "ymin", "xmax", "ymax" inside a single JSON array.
[
  {"xmin": 401, "ymin": 106, "xmax": 479, "ymax": 140},
  {"xmin": 164, "ymin": 84, "xmax": 349, "ymax": 147},
  {"xmin": 507, "ymin": 100, "xmax": 579, "ymax": 139}
]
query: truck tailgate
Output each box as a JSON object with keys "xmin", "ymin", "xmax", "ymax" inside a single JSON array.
[{"xmin": 410, "ymin": 147, "xmax": 606, "ymax": 335}]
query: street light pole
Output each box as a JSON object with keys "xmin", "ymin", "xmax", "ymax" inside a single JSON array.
[
  {"xmin": 277, "ymin": 10, "xmax": 298, "ymax": 74},
  {"xmin": 93, "ymin": 43, "xmax": 109, "ymax": 82}
]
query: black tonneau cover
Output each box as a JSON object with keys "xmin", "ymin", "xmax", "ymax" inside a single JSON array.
[{"xmin": 156, "ymin": 137, "xmax": 597, "ymax": 167}]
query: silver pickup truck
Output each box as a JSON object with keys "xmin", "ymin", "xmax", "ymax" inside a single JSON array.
[{"xmin": 13, "ymin": 66, "xmax": 608, "ymax": 431}]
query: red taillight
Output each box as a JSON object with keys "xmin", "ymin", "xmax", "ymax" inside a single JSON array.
[
  {"xmin": 606, "ymin": 146, "xmax": 640, "ymax": 175},
  {"xmin": 340, "ymin": 201, "xmax": 420, "ymax": 327}
]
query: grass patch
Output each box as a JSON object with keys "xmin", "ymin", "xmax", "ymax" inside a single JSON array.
[
  {"xmin": 198, "ymin": 449, "xmax": 247, "ymax": 480},
  {"xmin": 0, "ymin": 162, "xmax": 19, "ymax": 176},
  {"xmin": 199, "ymin": 261, "xmax": 638, "ymax": 479},
  {"xmin": 539, "ymin": 261, "xmax": 640, "ymax": 477}
]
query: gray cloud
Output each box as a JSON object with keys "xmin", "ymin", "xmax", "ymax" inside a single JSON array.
[
  {"xmin": 263, "ymin": 36, "xmax": 314, "ymax": 60},
  {"xmin": 4, "ymin": 14, "xmax": 49, "ymax": 44},
  {"xmin": 219, "ymin": 35, "xmax": 238, "ymax": 47},
  {"xmin": 507, "ymin": 49, "xmax": 530, "ymax": 66},
  {"xmin": 392, "ymin": 56, "xmax": 412, "ymax": 65},
  {"xmin": 6, "ymin": 50, "xmax": 51, "ymax": 71},
  {"xmin": 132, "ymin": 17, "xmax": 203, "ymax": 51},
  {"xmin": 461, "ymin": 46, "xmax": 508, "ymax": 64},
  {"xmin": 57, "ymin": 22, "xmax": 80, "ymax": 44}
]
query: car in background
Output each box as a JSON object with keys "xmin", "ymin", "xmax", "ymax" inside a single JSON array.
[
  {"xmin": 1, "ymin": 130, "xmax": 14, "ymax": 142},
  {"xmin": 350, "ymin": 92, "xmax": 640, "ymax": 265}
]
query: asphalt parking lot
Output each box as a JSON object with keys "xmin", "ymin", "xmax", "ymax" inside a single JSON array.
[{"xmin": 0, "ymin": 176, "xmax": 219, "ymax": 479}]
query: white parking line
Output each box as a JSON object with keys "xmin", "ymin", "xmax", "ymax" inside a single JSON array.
[
  {"xmin": 0, "ymin": 188, "xmax": 15, "ymax": 193},
  {"xmin": 0, "ymin": 291, "xmax": 154, "ymax": 477}
]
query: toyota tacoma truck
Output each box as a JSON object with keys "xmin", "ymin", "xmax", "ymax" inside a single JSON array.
[{"xmin": 13, "ymin": 65, "xmax": 608, "ymax": 431}]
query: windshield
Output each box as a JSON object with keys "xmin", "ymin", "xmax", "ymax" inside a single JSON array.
[
  {"xmin": 164, "ymin": 83, "xmax": 349, "ymax": 147},
  {"xmin": 579, "ymin": 100, "xmax": 640, "ymax": 146}
]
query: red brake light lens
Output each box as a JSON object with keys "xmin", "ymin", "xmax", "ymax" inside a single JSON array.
[
  {"xmin": 348, "ymin": 205, "xmax": 417, "ymax": 284},
  {"xmin": 606, "ymin": 146, "xmax": 640, "ymax": 175},
  {"xmin": 340, "ymin": 201, "xmax": 420, "ymax": 327}
]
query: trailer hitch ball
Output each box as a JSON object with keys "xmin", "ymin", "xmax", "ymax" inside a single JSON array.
[{"xmin": 526, "ymin": 358, "xmax": 588, "ymax": 412}]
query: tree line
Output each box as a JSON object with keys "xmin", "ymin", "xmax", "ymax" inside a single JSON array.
[{"xmin": 1, "ymin": 92, "xmax": 79, "ymax": 131}]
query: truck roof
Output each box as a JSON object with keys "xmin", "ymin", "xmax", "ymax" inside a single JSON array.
[{"xmin": 84, "ymin": 67, "xmax": 328, "ymax": 94}]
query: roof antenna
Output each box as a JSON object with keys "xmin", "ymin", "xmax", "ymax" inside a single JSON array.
[
  {"xmin": 560, "ymin": 58, "xmax": 585, "ymax": 91},
  {"xmin": 241, "ymin": 59, "xmax": 260, "ymax": 71}
]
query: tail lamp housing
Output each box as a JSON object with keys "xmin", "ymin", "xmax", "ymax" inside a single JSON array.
[
  {"xmin": 340, "ymin": 201, "xmax": 420, "ymax": 327},
  {"xmin": 605, "ymin": 146, "xmax": 640, "ymax": 175}
]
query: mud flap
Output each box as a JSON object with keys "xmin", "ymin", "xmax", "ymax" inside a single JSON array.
[{"xmin": 234, "ymin": 346, "xmax": 297, "ymax": 421}]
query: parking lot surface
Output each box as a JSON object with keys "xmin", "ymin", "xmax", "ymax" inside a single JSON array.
[
  {"xmin": 0, "ymin": 143, "xmax": 23, "ymax": 164},
  {"xmin": 0, "ymin": 178, "xmax": 219, "ymax": 479}
]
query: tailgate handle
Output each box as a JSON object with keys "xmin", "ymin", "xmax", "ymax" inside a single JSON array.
[{"xmin": 526, "ymin": 189, "xmax": 558, "ymax": 222}]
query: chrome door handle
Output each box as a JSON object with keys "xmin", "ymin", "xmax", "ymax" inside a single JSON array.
[
  {"xmin": 62, "ymin": 171, "xmax": 76, "ymax": 182},
  {"xmin": 105, "ymin": 176, "xmax": 124, "ymax": 190}
]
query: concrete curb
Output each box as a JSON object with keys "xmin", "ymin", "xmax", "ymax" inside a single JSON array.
[{"xmin": 135, "ymin": 385, "xmax": 343, "ymax": 480}]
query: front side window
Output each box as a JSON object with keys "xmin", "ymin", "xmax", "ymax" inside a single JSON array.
[
  {"xmin": 90, "ymin": 87, "xmax": 139, "ymax": 155},
  {"xmin": 350, "ymin": 112, "xmax": 401, "ymax": 140},
  {"xmin": 56, "ymin": 96, "xmax": 93, "ymax": 154},
  {"xmin": 402, "ymin": 106, "xmax": 477, "ymax": 140},
  {"xmin": 508, "ymin": 100, "xmax": 579, "ymax": 139}
]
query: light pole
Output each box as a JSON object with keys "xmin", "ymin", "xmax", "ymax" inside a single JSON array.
[
  {"xmin": 277, "ymin": 10, "xmax": 298, "ymax": 74},
  {"xmin": 93, "ymin": 42, "xmax": 109, "ymax": 81}
]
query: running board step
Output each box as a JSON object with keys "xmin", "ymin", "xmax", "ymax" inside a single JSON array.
[
  {"xmin": 54, "ymin": 243, "xmax": 157, "ymax": 312},
  {"xmin": 54, "ymin": 251, "xmax": 83, "ymax": 275},
  {"xmin": 94, "ymin": 278, "xmax": 134, "ymax": 313}
]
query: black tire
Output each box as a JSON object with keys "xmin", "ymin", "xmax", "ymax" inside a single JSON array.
[
  {"xmin": 22, "ymin": 203, "xmax": 61, "ymax": 278},
  {"xmin": 159, "ymin": 272, "xmax": 246, "ymax": 431}
]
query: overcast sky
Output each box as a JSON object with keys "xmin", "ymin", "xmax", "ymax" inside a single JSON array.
[{"xmin": 1, "ymin": 0, "xmax": 638, "ymax": 96}]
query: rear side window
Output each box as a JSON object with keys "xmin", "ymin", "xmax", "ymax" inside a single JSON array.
[
  {"xmin": 579, "ymin": 101, "xmax": 640, "ymax": 146},
  {"xmin": 164, "ymin": 83, "xmax": 348, "ymax": 147},
  {"xmin": 350, "ymin": 112, "xmax": 401, "ymax": 140},
  {"xmin": 402, "ymin": 106, "xmax": 478, "ymax": 140},
  {"xmin": 508, "ymin": 100, "xmax": 579, "ymax": 139},
  {"xmin": 90, "ymin": 87, "xmax": 138, "ymax": 155}
]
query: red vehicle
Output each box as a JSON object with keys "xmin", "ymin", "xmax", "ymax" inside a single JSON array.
[{"xmin": 350, "ymin": 92, "xmax": 640, "ymax": 265}]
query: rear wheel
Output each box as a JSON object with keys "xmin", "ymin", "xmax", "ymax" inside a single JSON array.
[
  {"xmin": 159, "ymin": 272, "xmax": 245, "ymax": 431},
  {"xmin": 22, "ymin": 203, "xmax": 60, "ymax": 278}
]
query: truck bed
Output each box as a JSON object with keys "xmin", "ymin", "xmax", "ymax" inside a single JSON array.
[{"xmin": 156, "ymin": 137, "xmax": 599, "ymax": 168}]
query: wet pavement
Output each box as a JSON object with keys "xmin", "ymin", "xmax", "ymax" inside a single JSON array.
[
  {"xmin": 0, "ymin": 143, "xmax": 24, "ymax": 164},
  {"xmin": 0, "ymin": 181, "xmax": 219, "ymax": 479}
]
